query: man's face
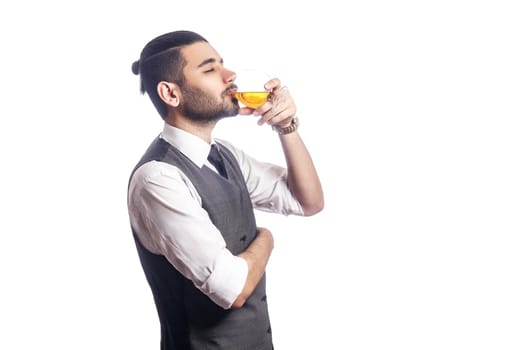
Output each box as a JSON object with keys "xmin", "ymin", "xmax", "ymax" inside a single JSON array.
[{"xmin": 178, "ymin": 42, "xmax": 239, "ymax": 123}]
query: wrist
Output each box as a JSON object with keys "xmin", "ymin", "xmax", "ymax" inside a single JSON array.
[{"xmin": 272, "ymin": 116, "xmax": 299, "ymax": 135}]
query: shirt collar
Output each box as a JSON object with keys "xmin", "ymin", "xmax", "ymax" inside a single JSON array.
[{"xmin": 160, "ymin": 123, "xmax": 212, "ymax": 168}]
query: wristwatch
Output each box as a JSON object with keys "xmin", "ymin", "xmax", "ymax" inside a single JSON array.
[{"xmin": 272, "ymin": 116, "xmax": 299, "ymax": 135}]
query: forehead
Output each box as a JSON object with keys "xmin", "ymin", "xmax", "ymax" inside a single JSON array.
[{"xmin": 180, "ymin": 41, "xmax": 222, "ymax": 69}]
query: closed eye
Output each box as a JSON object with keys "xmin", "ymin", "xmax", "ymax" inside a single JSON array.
[{"xmin": 198, "ymin": 57, "xmax": 224, "ymax": 73}]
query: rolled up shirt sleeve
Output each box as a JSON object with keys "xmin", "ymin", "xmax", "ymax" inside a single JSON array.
[
  {"xmin": 203, "ymin": 249, "xmax": 248, "ymax": 308},
  {"xmin": 128, "ymin": 161, "xmax": 247, "ymax": 309}
]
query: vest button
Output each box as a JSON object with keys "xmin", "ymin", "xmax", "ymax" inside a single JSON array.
[
  {"xmin": 261, "ymin": 295, "xmax": 267, "ymax": 302},
  {"xmin": 240, "ymin": 235, "xmax": 247, "ymax": 242}
]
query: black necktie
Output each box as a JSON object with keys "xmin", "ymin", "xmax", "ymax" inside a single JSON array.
[{"xmin": 207, "ymin": 144, "xmax": 227, "ymax": 178}]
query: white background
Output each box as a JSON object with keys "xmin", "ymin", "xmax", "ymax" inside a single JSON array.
[{"xmin": 1, "ymin": 1, "xmax": 524, "ymax": 349}]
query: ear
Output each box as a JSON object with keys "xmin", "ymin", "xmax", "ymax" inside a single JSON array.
[{"xmin": 157, "ymin": 81, "xmax": 181, "ymax": 107}]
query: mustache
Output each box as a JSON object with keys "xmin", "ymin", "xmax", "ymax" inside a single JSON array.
[{"xmin": 224, "ymin": 83, "xmax": 238, "ymax": 96}]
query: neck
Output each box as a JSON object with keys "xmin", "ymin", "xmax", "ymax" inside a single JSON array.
[{"xmin": 165, "ymin": 116, "xmax": 216, "ymax": 144}]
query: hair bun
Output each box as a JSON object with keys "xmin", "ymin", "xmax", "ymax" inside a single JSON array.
[{"xmin": 131, "ymin": 60, "xmax": 140, "ymax": 75}]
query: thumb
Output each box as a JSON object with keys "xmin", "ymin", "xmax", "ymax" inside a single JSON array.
[{"xmin": 238, "ymin": 107, "xmax": 255, "ymax": 116}]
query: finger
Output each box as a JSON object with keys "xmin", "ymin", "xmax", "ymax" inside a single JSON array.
[
  {"xmin": 267, "ymin": 96, "xmax": 296, "ymax": 120},
  {"xmin": 256, "ymin": 102, "xmax": 280, "ymax": 125},
  {"xmin": 257, "ymin": 99, "xmax": 294, "ymax": 125},
  {"xmin": 268, "ymin": 87, "xmax": 291, "ymax": 108},
  {"xmin": 238, "ymin": 107, "xmax": 255, "ymax": 115},
  {"xmin": 265, "ymin": 107, "xmax": 295, "ymax": 126},
  {"xmin": 257, "ymin": 102, "xmax": 292, "ymax": 125},
  {"xmin": 264, "ymin": 78, "xmax": 281, "ymax": 92},
  {"xmin": 252, "ymin": 101, "xmax": 272, "ymax": 116},
  {"xmin": 257, "ymin": 110, "xmax": 275, "ymax": 125}
]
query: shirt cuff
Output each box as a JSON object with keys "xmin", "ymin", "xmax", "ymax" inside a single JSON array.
[{"xmin": 202, "ymin": 249, "xmax": 248, "ymax": 309}]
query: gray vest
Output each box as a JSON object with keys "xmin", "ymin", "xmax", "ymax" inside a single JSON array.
[{"xmin": 129, "ymin": 137, "xmax": 273, "ymax": 350}]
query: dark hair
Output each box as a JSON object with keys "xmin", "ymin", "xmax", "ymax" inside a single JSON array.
[{"xmin": 131, "ymin": 30, "xmax": 208, "ymax": 119}]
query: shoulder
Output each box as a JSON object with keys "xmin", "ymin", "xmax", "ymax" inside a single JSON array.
[{"xmin": 130, "ymin": 160, "xmax": 188, "ymax": 191}]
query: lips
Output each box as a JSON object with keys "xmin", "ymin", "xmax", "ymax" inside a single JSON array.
[{"xmin": 226, "ymin": 84, "xmax": 238, "ymax": 96}]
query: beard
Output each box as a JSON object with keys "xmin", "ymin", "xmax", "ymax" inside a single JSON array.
[{"xmin": 179, "ymin": 83, "xmax": 239, "ymax": 123}]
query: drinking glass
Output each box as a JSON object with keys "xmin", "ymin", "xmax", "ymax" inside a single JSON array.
[{"xmin": 233, "ymin": 69, "xmax": 271, "ymax": 109}]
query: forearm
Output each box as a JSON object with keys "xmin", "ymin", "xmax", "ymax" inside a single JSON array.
[
  {"xmin": 247, "ymin": 79, "xmax": 324, "ymax": 215},
  {"xmin": 279, "ymin": 131, "xmax": 324, "ymax": 216},
  {"xmin": 231, "ymin": 227, "xmax": 274, "ymax": 308}
]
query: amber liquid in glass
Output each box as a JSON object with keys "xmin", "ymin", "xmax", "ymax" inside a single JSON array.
[{"xmin": 234, "ymin": 92, "xmax": 270, "ymax": 108}]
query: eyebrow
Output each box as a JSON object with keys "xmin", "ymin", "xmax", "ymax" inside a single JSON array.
[{"xmin": 197, "ymin": 57, "xmax": 224, "ymax": 68}]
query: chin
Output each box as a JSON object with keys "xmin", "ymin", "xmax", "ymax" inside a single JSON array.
[
  {"xmin": 226, "ymin": 102, "xmax": 240, "ymax": 116},
  {"xmin": 220, "ymin": 111, "xmax": 238, "ymax": 120}
]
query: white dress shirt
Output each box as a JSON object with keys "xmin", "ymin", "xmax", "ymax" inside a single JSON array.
[{"xmin": 128, "ymin": 123, "xmax": 303, "ymax": 309}]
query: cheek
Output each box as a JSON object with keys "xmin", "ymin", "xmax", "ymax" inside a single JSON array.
[
  {"xmin": 202, "ymin": 75, "xmax": 228, "ymax": 94},
  {"xmin": 183, "ymin": 75, "xmax": 227, "ymax": 101}
]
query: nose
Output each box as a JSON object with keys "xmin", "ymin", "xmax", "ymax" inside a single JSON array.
[{"xmin": 224, "ymin": 68, "xmax": 236, "ymax": 84}]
